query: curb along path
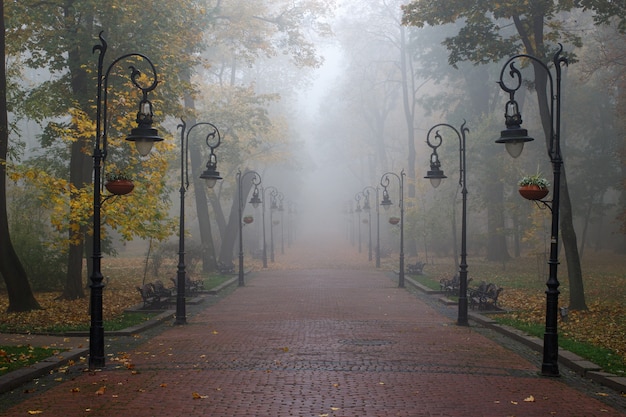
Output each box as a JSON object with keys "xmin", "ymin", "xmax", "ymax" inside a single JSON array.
[{"xmin": 2, "ymin": 267, "xmax": 626, "ymax": 416}]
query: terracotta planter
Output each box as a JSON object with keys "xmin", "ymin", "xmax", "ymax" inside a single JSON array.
[
  {"xmin": 243, "ymin": 216, "xmax": 254, "ymax": 224},
  {"xmin": 388, "ymin": 217, "xmax": 400, "ymax": 225},
  {"xmin": 105, "ymin": 180, "xmax": 134, "ymax": 196},
  {"xmin": 518, "ymin": 185, "xmax": 549, "ymax": 201}
]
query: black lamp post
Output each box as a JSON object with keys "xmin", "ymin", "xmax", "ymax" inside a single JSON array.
[
  {"xmin": 424, "ymin": 121, "xmax": 470, "ymax": 326},
  {"xmin": 362, "ymin": 186, "xmax": 380, "ymax": 266},
  {"xmin": 89, "ymin": 34, "xmax": 163, "ymax": 369},
  {"xmin": 261, "ymin": 186, "xmax": 278, "ymax": 268},
  {"xmin": 174, "ymin": 119, "xmax": 222, "ymax": 326},
  {"xmin": 354, "ymin": 193, "xmax": 363, "ymax": 253},
  {"xmin": 278, "ymin": 194, "xmax": 285, "ymax": 255},
  {"xmin": 237, "ymin": 170, "xmax": 262, "ymax": 286},
  {"xmin": 270, "ymin": 189, "xmax": 282, "ymax": 263},
  {"xmin": 380, "ymin": 170, "xmax": 405, "ymax": 288},
  {"xmin": 496, "ymin": 45, "xmax": 568, "ymax": 377}
]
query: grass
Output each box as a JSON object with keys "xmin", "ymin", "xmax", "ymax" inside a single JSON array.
[
  {"xmin": 202, "ymin": 273, "xmax": 236, "ymax": 290},
  {"xmin": 494, "ymin": 315, "xmax": 626, "ymax": 376},
  {"xmin": 0, "ymin": 250, "xmax": 624, "ymax": 379},
  {"xmin": 0, "ymin": 311, "xmax": 158, "ymax": 334},
  {"xmin": 0, "ymin": 264, "xmax": 237, "ymax": 335},
  {"xmin": 409, "ymin": 273, "xmax": 442, "ymax": 291},
  {"xmin": 412, "ymin": 252, "xmax": 626, "ymax": 376},
  {"xmin": 0, "ymin": 345, "xmax": 67, "ymax": 375}
]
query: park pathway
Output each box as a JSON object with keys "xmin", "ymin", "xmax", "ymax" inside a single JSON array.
[{"xmin": 2, "ymin": 240, "xmax": 626, "ymax": 416}]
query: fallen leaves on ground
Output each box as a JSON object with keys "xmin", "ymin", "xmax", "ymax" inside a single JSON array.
[{"xmin": 0, "ymin": 249, "xmax": 624, "ymax": 376}]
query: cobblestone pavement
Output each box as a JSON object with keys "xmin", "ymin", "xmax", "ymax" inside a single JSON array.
[{"xmin": 2, "ymin": 244, "xmax": 626, "ymax": 416}]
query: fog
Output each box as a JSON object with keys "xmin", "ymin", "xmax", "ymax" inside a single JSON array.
[{"xmin": 6, "ymin": 0, "xmax": 626, "ymax": 280}]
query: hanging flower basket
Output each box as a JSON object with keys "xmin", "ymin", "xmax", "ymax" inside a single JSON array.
[
  {"xmin": 243, "ymin": 216, "xmax": 254, "ymax": 224},
  {"xmin": 518, "ymin": 185, "xmax": 549, "ymax": 201},
  {"xmin": 388, "ymin": 216, "xmax": 400, "ymax": 225},
  {"xmin": 518, "ymin": 174, "xmax": 550, "ymax": 201},
  {"xmin": 105, "ymin": 179, "xmax": 134, "ymax": 196}
]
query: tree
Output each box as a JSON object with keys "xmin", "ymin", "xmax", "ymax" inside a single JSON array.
[
  {"xmin": 0, "ymin": 0, "xmax": 41, "ymax": 311},
  {"xmin": 578, "ymin": 23, "xmax": 626, "ymax": 251},
  {"xmin": 400, "ymin": 0, "xmax": 626, "ymax": 310},
  {"xmin": 9, "ymin": 0, "xmax": 208, "ymax": 299},
  {"xmin": 189, "ymin": 0, "xmax": 332, "ymax": 264}
]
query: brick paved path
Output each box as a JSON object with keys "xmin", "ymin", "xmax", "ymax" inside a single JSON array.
[{"xmin": 2, "ymin": 259, "xmax": 626, "ymax": 416}]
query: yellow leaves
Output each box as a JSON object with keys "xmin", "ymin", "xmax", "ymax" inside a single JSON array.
[
  {"xmin": 95, "ymin": 386, "xmax": 106, "ymax": 395},
  {"xmin": 524, "ymin": 395, "xmax": 535, "ymax": 402},
  {"xmin": 27, "ymin": 411, "xmax": 43, "ymax": 415},
  {"xmin": 192, "ymin": 392, "xmax": 208, "ymax": 399}
]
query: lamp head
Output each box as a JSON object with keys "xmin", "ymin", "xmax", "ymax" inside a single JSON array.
[
  {"xmin": 424, "ymin": 167, "xmax": 446, "ymax": 189},
  {"xmin": 496, "ymin": 99, "xmax": 533, "ymax": 158},
  {"xmin": 424, "ymin": 149, "xmax": 446, "ymax": 188},
  {"xmin": 199, "ymin": 153, "xmax": 222, "ymax": 189},
  {"xmin": 249, "ymin": 186, "xmax": 262, "ymax": 208},
  {"xmin": 126, "ymin": 97, "xmax": 163, "ymax": 156},
  {"xmin": 200, "ymin": 168, "xmax": 222, "ymax": 189},
  {"xmin": 362, "ymin": 198, "xmax": 371, "ymax": 211},
  {"xmin": 380, "ymin": 189, "xmax": 393, "ymax": 210}
]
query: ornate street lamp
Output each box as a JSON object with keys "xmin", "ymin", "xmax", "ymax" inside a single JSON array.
[
  {"xmin": 261, "ymin": 186, "xmax": 279, "ymax": 268},
  {"xmin": 89, "ymin": 33, "xmax": 163, "ymax": 369},
  {"xmin": 424, "ymin": 121, "xmax": 470, "ymax": 326},
  {"xmin": 237, "ymin": 170, "xmax": 262, "ymax": 286},
  {"xmin": 496, "ymin": 44, "xmax": 568, "ymax": 377},
  {"xmin": 362, "ymin": 186, "xmax": 380, "ymax": 267},
  {"xmin": 354, "ymin": 192, "xmax": 363, "ymax": 253},
  {"xmin": 287, "ymin": 201, "xmax": 296, "ymax": 248},
  {"xmin": 270, "ymin": 189, "xmax": 283, "ymax": 263},
  {"xmin": 380, "ymin": 170, "xmax": 405, "ymax": 288},
  {"xmin": 174, "ymin": 119, "xmax": 222, "ymax": 326},
  {"xmin": 278, "ymin": 193, "xmax": 285, "ymax": 255}
]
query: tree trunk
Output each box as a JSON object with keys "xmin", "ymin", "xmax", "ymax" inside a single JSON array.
[
  {"xmin": 218, "ymin": 174, "xmax": 254, "ymax": 266},
  {"xmin": 0, "ymin": 0, "xmax": 41, "ymax": 311},
  {"xmin": 486, "ymin": 181, "xmax": 511, "ymax": 261},
  {"xmin": 399, "ymin": 25, "xmax": 418, "ymax": 257},
  {"xmin": 533, "ymin": 60, "xmax": 587, "ymax": 311},
  {"xmin": 182, "ymin": 88, "xmax": 218, "ymax": 274},
  {"xmin": 62, "ymin": 4, "xmax": 93, "ymax": 299},
  {"xmin": 559, "ymin": 169, "xmax": 587, "ymax": 310}
]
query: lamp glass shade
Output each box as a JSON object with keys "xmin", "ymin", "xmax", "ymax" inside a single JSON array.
[
  {"xmin": 250, "ymin": 195, "xmax": 262, "ymax": 208},
  {"xmin": 429, "ymin": 177, "xmax": 442, "ymax": 188},
  {"xmin": 133, "ymin": 139, "xmax": 154, "ymax": 157},
  {"xmin": 424, "ymin": 168, "xmax": 446, "ymax": 189},
  {"xmin": 126, "ymin": 127, "xmax": 164, "ymax": 156},
  {"xmin": 496, "ymin": 127, "xmax": 534, "ymax": 159},
  {"xmin": 200, "ymin": 169, "xmax": 222, "ymax": 189},
  {"xmin": 505, "ymin": 142, "xmax": 525, "ymax": 158}
]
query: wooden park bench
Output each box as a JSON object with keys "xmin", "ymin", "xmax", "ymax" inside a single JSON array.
[
  {"xmin": 406, "ymin": 261, "xmax": 425, "ymax": 275},
  {"xmin": 217, "ymin": 261, "xmax": 236, "ymax": 275},
  {"xmin": 136, "ymin": 282, "xmax": 169, "ymax": 309},
  {"xmin": 469, "ymin": 281, "xmax": 503, "ymax": 311},
  {"xmin": 439, "ymin": 274, "xmax": 460, "ymax": 294},
  {"xmin": 439, "ymin": 274, "xmax": 473, "ymax": 296},
  {"xmin": 170, "ymin": 274, "xmax": 204, "ymax": 296}
]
